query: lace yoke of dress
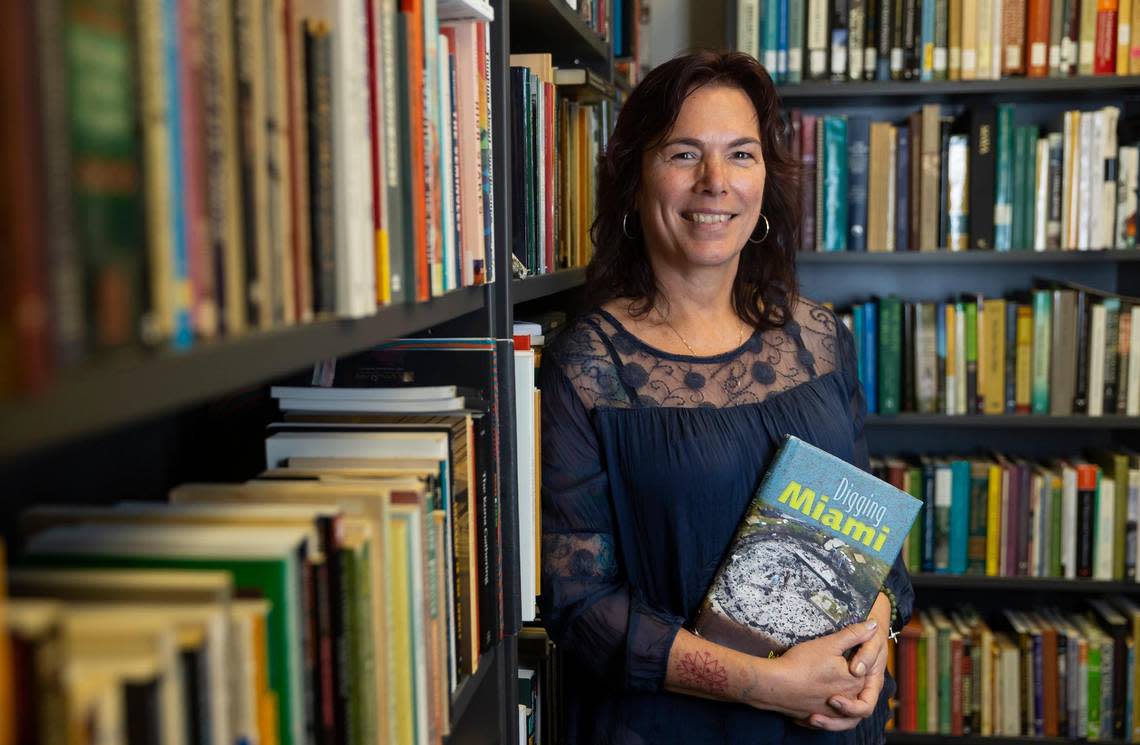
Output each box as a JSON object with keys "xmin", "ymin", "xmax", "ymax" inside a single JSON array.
[{"xmin": 552, "ymin": 299, "xmax": 845, "ymax": 411}]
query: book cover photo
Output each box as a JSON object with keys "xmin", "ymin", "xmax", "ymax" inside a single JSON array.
[{"xmin": 693, "ymin": 435, "xmax": 921, "ymax": 659}]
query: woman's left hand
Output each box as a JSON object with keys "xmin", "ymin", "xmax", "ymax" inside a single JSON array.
[{"xmin": 796, "ymin": 593, "xmax": 892, "ymax": 731}]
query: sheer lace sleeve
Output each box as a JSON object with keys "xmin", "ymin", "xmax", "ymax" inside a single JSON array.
[
  {"xmin": 538, "ymin": 347, "xmax": 685, "ymax": 692},
  {"xmin": 837, "ymin": 318, "xmax": 913, "ymax": 628}
]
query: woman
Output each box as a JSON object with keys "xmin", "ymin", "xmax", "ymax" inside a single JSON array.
[{"xmin": 538, "ymin": 50, "xmax": 913, "ymax": 744}]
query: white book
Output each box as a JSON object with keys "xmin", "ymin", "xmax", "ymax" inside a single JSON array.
[
  {"xmin": 1001, "ymin": 640, "xmax": 1021, "ymax": 733},
  {"xmin": 1118, "ymin": 146, "xmax": 1139, "ymax": 249},
  {"xmin": 436, "ymin": 0, "xmax": 494, "ymax": 20},
  {"xmin": 1128, "ymin": 306, "xmax": 1140, "ymax": 415},
  {"xmin": 1034, "ymin": 138, "xmax": 1050, "ymax": 251},
  {"xmin": 333, "ymin": 0, "xmax": 377, "ymax": 317},
  {"xmin": 992, "ymin": 0, "xmax": 1004, "ymax": 79},
  {"xmin": 1062, "ymin": 463, "xmax": 1078, "ymax": 578},
  {"xmin": 1096, "ymin": 475, "xmax": 1117, "ymax": 579},
  {"xmin": 1028, "ymin": 473, "xmax": 1043, "ymax": 576},
  {"xmin": 1088, "ymin": 303, "xmax": 1107, "ymax": 415},
  {"xmin": 514, "ymin": 349, "xmax": 537, "ymax": 623},
  {"xmin": 271, "ymin": 385, "xmax": 461, "ymax": 401},
  {"xmin": 1078, "ymin": 112, "xmax": 1095, "ymax": 251},
  {"xmin": 1099, "ymin": 106, "xmax": 1121, "ymax": 251},
  {"xmin": 265, "ymin": 430, "xmax": 449, "ymax": 467},
  {"xmin": 276, "ymin": 396, "xmax": 467, "ymax": 413},
  {"xmin": 1087, "ymin": 109, "xmax": 1105, "ymax": 249},
  {"xmin": 916, "ymin": 304, "xmax": 938, "ymax": 412},
  {"xmin": 807, "ymin": 0, "xmax": 830, "ymax": 77},
  {"xmin": 737, "ymin": 0, "xmax": 761, "ymax": 58}
]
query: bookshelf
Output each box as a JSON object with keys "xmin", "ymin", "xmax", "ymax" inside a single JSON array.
[{"xmin": 511, "ymin": 268, "xmax": 588, "ymax": 304}]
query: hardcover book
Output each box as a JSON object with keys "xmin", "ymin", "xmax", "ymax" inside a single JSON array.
[{"xmin": 692, "ymin": 436, "xmax": 921, "ymax": 659}]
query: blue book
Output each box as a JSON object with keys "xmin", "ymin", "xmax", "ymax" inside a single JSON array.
[
  {"xmin": 693, "ymin": 435, "xmax": 922, "ymax": 658},
  {"xmin": 862, "ymin": 300, "xmax": 878, "ymax": 413},
  {"xmin": 787, "ymin": 0, "xmax": 805, "ymax": 83},
  {"xmin": 778, "ymin": 0, "xmax": 790, "ymax": 82},
  {"xmin": 164, "ymin": 0, "xmax": 193, "ymax": 349},
  {"xmin": 921, "ymin": 460, "xmax": 937, "ymax": 571},
  {"xmin": 895, "ymin": 125, "xmax": 910, "ymax": 252},
  {"xmin": 822, "ymin": 116, "xmax": 849, "ymax": 251},
  {"xmin": 936, "ymin": 302, "xmax": 947, "ymax": 412},
  {"xmin": 846, "ymin": 116, "xmax": 870, "ymax": 252},
  {"xmin": 948, "ymin": 459, "xmax": 971, "ymax": 574},
  {"xmin": 920, "ymin": 0, "xmax": 936, "ymax": 80},
  {"xmin": 762, "ymin": 0, "xmax": 780, "ymax": 75},
  {"xmin": 853, "ymin": 304, "xmax": 866, "ymax": 391}
]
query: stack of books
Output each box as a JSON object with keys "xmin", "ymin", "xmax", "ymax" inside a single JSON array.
[
  {"xmin": 509, "ymin": 54, "xmax": 614, "ymax": 277},
  {"xmin": 1, "ymin": 0, "xmax": 497, "ymax": 395},
  {"xmin": 873, "ymin": 451, "xmax": 1140, "ymax": 579},
  {"xmin": 833, "ymin": 283, "xmax": 1140, "ymax": 416},
  {"xmin": 792, "ymin": 104, "xmax": 1138, "ymax": 253},
  {"xmin": 895, "ymin": 601, "xmax": 1140, "ymax": 739},
  {"xmin": 735, "ymin": 0, "xmax": 1140, "ymax": 83},
  {"xmin": 2, "ymin": 339, "xmax": 509, "ymax": 745}
]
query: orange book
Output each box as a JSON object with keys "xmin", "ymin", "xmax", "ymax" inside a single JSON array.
[
  {"xmin": 401, "ymin": 0, "xmax": 430, "ymax": 301},
  {"xmin": 1026, "ymin": 0, "xmax": 1053, "ymax": 75}
]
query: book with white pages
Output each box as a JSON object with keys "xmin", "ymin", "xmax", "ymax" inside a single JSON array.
[
  {"xmin": 271, "ymin": 385, "xmax": 463, "ymax": 401},
  {"xmin": 276, "ymin": 396, "xmax": 467, "ymax": 413}
]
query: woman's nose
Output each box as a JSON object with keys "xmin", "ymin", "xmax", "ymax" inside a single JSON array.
[{"xmin": 696, "ymin": 157, "xmax": 728, "ymax": 195}]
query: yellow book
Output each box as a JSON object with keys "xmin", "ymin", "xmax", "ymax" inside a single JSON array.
[
  {"xmin": 388, "ymin": 509, "xmax": 416, "ymax": 745},
  {"xmin": 1119, "ymin": 0, "xmax": 1134, "ymax": 74},
  {"xmin": 986, "ymin": 463, "xmax": 1003, "ymax": 575},
  {"xmin": 982, "ymin": 298, "xmax": 1006, "ymax": 414},
  {"xmin": 0, "ymin": 543, "xmax": 11, "ymax": 745},
  {"xmin": 1015, "ymin": 304, "xmax": 1033, "ymax": 412}
]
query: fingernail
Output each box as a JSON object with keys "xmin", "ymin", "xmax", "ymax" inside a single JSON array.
[
  {"xmin": 866, "ymin": 621, "xmax": 878, "ymax": 631},
  {"xmin": 829, "ymin": 698, "xmax": 841, "ymax": 710},
  {"xmin": 854, "ymin": 661, "xmax": 867, "ymax": 676}
]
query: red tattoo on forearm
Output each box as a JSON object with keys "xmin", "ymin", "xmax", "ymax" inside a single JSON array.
[{"xmin": 677, "ymin": 651, "xmax": 729, "ymax": 695}]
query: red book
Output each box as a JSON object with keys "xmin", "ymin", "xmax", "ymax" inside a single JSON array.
[
  {"xmin": 1002, "ymin": 0, "xmax": 1028, "ymax": 75},
  {"xmin": 1094, "ymin": 0, "xmax": 1119, "ymax": 73},
  {"xmin": 1, "ymin": 0, "xmax": 51, "ymax": 393},
  {"xmin": 543, "ymin": 81, "xmax": 555, "ymax": 273},
  {"xmin": 799, "ymin": 112, "xmax": 817, "ymax": 252},
  {"xmin": 899, "ymin": 618, "xmax": 923, "ymax": 731}
]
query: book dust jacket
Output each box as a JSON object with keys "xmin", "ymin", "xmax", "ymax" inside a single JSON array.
[{"xmin": 693, "ymin": 435, "xmax": 921, "ymax": 658}]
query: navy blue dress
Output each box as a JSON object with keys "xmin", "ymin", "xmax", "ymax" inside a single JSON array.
[{"xmin": 539, "ymin": 298, "xmax": 914, "ymax": 745}]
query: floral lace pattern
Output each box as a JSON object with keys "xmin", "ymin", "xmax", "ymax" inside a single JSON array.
[{"xmin": 550, "ymin": 299, "xmax": 843, "ymax": 411}]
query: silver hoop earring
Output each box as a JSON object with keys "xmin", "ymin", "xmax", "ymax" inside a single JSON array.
[
  {"xmin": 622, "ymin": 211, "xmax": 637, "ymax": 239},
  {"xmin": 748, "ymin": 214, "xmax": 770, "ymax": 244}
]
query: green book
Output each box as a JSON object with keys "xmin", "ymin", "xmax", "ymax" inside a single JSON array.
[
  {"xmin": 916, "ymin": 628, "xmax": 929, "ymax": 730},
  {"xmin": 907, "ymin": 465, "xmax": 925, "ymax": 570},
  {"xmin": 878, "ymin": 296, "xmax": 902, "ymax": 414},
  {"xmin": 1089, "ymin": 450, "xmax": 1130, "ymax": 581},
  {"xmin": 1011, "ymin": 127, "xmax": 1027, "ymax": 251},
  {"xmin": 993, "ymin": 105, "xmax": 1015, "ymax": 251},
  {"xmin": 1049, "ymin": 473, "xmax": 1063, "ymax": 577},
  {"xmin": 341, "ymin": 546, "xmax": 363, "ymax": 745},
  {"xmin": 964, "ymin": 298, "xmax": 979, "ymax": 414},
  {"xmin": 822, "ymin": 116, "xmax": 849, "ymax": 252},
  {"xmin": 966, "ymin": 461, "xmax": 989, "ymax": 575},
  {"xmin": 1031, "ymin": 289, "xmax": 1052, "ymax": 413},
  {"xmin": 1021, "ymin": 126, "xmax": 1039, "ymax": 250}
]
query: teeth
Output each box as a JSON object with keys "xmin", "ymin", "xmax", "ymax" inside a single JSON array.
[{"xmin": 688, "ymin": 212, "xmax": 731, "ymax": 224}]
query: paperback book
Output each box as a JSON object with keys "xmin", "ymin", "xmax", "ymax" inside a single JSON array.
[{"xmin": 693, "ymin": 435, "xmax": 921, "ymax": 658}]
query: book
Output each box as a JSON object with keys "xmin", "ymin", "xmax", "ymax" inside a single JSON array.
[{"xmin": 692, "ymin": 435, "xmax": 921, "ymax": 658}]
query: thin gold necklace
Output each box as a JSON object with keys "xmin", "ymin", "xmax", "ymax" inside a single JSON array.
[{"xmin": 658, "ymin": 310, "xmax": 746, "ymax": 357}]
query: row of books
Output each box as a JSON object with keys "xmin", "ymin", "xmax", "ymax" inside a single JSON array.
[
  {"xmin": 874, "ymin": 451, "xmax": 1139, "ymax": 580},
  {"xmin": 1, "ymin": 0, "xmax": 497, "ymax": 396},
  {"xmin": 793, "ymin": 103, "xmax": 1139, "ymax": 253},
  {"xmin": 833, "ymin": 283, "xmax": 1140, "ymax": 416},
  {"xmin": 566, "ymin": 0, "xmax": 612, "ymax": 41},
  {"xmin": 894, "ymin": 600, "xmax": 1140, "ymax": 739},
  {"xmin": 1, "ymin": 339, "xmax": 511, "ymax": 745},
  {"xmin": 736, "ymin": 0, "xmax": 1140, "ymax": 83},
  {"xmin": 509, "ymin": 55, "xmax": 612, "ymax": 277}
]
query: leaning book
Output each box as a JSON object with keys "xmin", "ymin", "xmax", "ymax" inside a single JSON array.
[{"xmin": 693, "ymin": 435, "xmax": 921, "ymax": 658}]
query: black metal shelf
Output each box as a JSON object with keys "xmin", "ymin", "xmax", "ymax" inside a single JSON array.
[
  {"xmin": 911, "ymin": 573, "xmax": 1140, "ymax": 593},
  {"xmin": 798, "ymin": 250, "xmax": 1140, "ymax": 265},
  {"xmin": 776, "ymin": 75, "xmax": 1140, "ymax": 102},
  {"xmin": 888, "ymin": 735, "xmax": 1127, "ymax": 745},
  {"xmin": 865, "ymin": 414, "xmax": 1140, "ymax": 429},
  {"xmin": 509, "ymin": 0, "xmax": 609, "ymax": 71},
  {"xmin": 449, "ymin": 650, "xmax": 496, "ymax": 730},
  {"xmin": 0, "ymin": 286, "xmax": 486, "ymax": 458},
  {"xmin": 512, "ymin": 268, "xmax": 587, "ymax": 304}
]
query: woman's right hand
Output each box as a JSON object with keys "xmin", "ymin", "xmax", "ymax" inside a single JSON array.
[{"xmin": 749, "ymin": 620, "xmax": 879, "ymax": 720}]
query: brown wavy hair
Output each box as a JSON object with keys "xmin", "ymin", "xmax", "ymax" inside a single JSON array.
[{"xmin": 586, "ymin": 50, "xmax": 800, "ymax": 329}]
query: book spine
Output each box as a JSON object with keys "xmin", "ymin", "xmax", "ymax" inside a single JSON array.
[
  {"xmin": 864, "ymin": 0, "xmax": 879, "ymax": 77},
  {"xmin": 1104, "ymin": 302, "xmax": 1121, "ymax": 412},
  {"xmin": 823, "ymin": 116, "xmax": 849, "ymax": 251},
  {"xmin": 848, "ymin": 0, "xmax": 866, "ymax": 78},
  {"xmin": 1095, "ymin": 0, "xmax": 1119, "ymax": 72},
  {"xmin": 903, "ymin": 0, "xmax": 919, "ymax": 77},
  {"xmin": 903, "ymin": 302, "xmax": 917, "ymax": 411},
  {"xmin": 994, "ymin": 105, "xmax": 1015, "ymax": 251},
  {"xmin": 965, "ymin": 299, "xmax": 980, "ymax": 412},
  {"xmin": 830, "ymin": 0, "xmax": 850, "ymax": 78},
  {"xmin": 1047, "ymin": 132, "xmax": 1064, "ymax": 249},
  {"xmin": 737, "ymin": 0, "xmax": 760, "ymax": 58},
  {"xmin": 848, "ymin": 117, "xmax": 870, "ymax": 252},
  {"xmin": 969, "ymin": 107, "xmax": 997, "ymax": 250},
  {"xmin": 379, "ymin": 1, "xmax": 407, "ymax": 299},
  {"xmin": 1002, "ymin": 0, "xmax": 1028, "ymax": 74},
  {"xmin": 163, "ymin": 0, "xmax": 194, "ymax": 347},
  {"xmin": 1081, "ymin": 0, "xmax": 1099, "ymax": 72},
  {"xmin": 304, "ymin": 22, "xmax": 336, "ymax": 316},
  {"xmin": 1074, "ymin": 289, "xmax": 1091, "ymax": 413},
  {"xmin": 922, "ymin": 0, "xmax": 937, "ymax": 78},
  {"xmin": 938, "ymin": 117, "xmax": 951, "ymax": 250},
  {"xmin": 778, "ymin": 0, "xmax": 790, "ymax": 80},
  {"xmin": 1119, "ymin": 147, "xmax": 1139, "ymax": 249},
  {"xmin": 864, "ymin": 300, "xmax": 879, "ymax": 412},
  {"xmin": 879, "ymin": 297, "xmax": 902, "ymax": 414},
  {"xmin": 947, "ymin": 134, "xmax": 970, "ymax": 251},
  {"xmin": 1077, "ymin": 465, "xmax": 1097, "ymax": 577},
  {"xmin": 935, "ymin": 0, "xmax": 951, "ymax": 76},
  {"xmin": 891, "ymin": 0, "xmax": 906, "ymax": 77},
  {"xmin": 877, "ymin": 0, "xmax": 894, "ymax": 77},
  {"xmin": 1050, "ymin": 0, "xmax": 1067, "ymax": 71},
  {"xmin": 919, "ymin": 105, "xmax": 941, "ymax": 251},
  {"xmin": 801, "ymin": 114, "xmax": 818, "ymax": 252},
  {"xmin": 764, "ymin": 0, "xmax": 781, "ymax": 73},
  {"xmin": 949, "ymin": 0, "xmax": 964, "ymax": 76},
  {"xmin": 807, "ymin": 0, "xmax": 831, "ymax": 78},
  {"xmin": 790, "ymin": 0, "xmax": 806, "ymax": 81},
  {"xmin": 896, "ymin": 125, "xmax": 911, "ymax": 251},
  {"xmin": 1027, "ymin": 0, "xmax": 1052, "ymax": 74}
]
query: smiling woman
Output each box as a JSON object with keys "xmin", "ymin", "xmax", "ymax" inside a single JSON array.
[{"xmin": 539, "ymin": 50, "xmax": 913, "ymax": 745}]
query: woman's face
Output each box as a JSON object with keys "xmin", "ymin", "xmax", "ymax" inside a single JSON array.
[{"xmin": 636, "ymin": 84, "xmax": 767, "ymax": 272}]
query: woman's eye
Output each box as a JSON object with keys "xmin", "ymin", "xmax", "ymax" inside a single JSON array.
[
  {"xmin": 732, "ymin": 151, "xmax": 756, "ymax": 160},
  {"xmin": 670, "ymin": 151, "xmax": 698, "ymax": 161}
]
